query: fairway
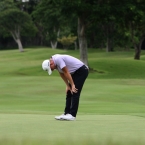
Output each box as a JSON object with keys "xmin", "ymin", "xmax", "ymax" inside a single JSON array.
[{"xmin": 0, "ymin": 48, "xmax": 145, "ymax": 145}]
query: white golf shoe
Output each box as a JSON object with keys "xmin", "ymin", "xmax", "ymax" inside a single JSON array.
[
  {"xmin": 61, "ymin": 114, "xmax": 76, "ymax": 121},
  {"xmin": 55, "ymin": 114, "xmax": 65, "ymax": 120}
]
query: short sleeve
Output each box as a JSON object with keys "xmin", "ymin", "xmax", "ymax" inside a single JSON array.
[{"xmin": 56, "ymin": 57, "xmax": 66, "ymax": 69}]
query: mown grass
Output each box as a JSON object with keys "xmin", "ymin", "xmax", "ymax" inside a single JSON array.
[
  {"xmin": 0, "ymin": 47, "xmax": 145, "ymax": 145},
  {"xmin": 0, "ymin": 114, "xmax": 145, "ymax": 145},
  {"xmin": 1, "ymin": 48, "xmax": 145, "ymax": 79}
]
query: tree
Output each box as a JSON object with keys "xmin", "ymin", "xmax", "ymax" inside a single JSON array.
[
  {"xmin": 112, "ymin": 0, "xmax": 145, "ymax": 59},
  {"xmin": 0, "ymin": 0, "xmax": 36, "ymax": 52},
  {"xmin": 32, "ymin": 0, "xmax": 65, "ymax": 49},
  {"xmin": 49, "ymin": 0, "xmax": 102, "ymax": 65},
  {"xmin": 127, "ymin": 2, "xmax": 145, "ymax": 60}
]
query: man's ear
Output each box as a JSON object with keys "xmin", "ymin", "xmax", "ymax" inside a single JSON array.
[
  {"xmin": 49, "ymin": 59, "xmax": 52, "ymax": 64},
  {"xmin": 50, "ymin": 59, "xmax": 54, "ymax": 65}
]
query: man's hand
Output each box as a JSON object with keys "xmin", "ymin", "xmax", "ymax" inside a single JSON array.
[
  {"xmin": 71, "ymin": 84, "xmax": 78, "ymax": 94},
  {"xmin": 66, "ymin": 85, "xmax": 78, "ymax": 94},
  {"xmin": 61, "ymin": 66, "xmax": 78, "ymax": 94}
]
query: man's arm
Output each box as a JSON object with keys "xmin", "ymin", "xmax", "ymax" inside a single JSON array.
[
  {"xmin": 59, "ymin": 72, "xmax": 69, "ymax": 87},
  {"xmin": 60, "ymin": 66, "xmax": 78, "ymax": 93}
]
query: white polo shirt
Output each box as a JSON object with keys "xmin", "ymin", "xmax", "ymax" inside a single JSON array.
[{"xmin": 51, "ymin": 54, "xmax": 84, "ymax": 74}]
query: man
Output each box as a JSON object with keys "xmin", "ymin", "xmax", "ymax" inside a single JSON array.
[{"xmin": 42, "ymin": 54, "xmax": 89, "ymax": 121}]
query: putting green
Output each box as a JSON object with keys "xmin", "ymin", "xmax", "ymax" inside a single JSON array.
[{"xmin": 0, "ymin": 114, "xmax": 145, "ymax": 143}]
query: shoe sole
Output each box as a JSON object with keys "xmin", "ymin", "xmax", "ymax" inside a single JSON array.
[
  {"xmin": 62, "ymin": 119, "xmax": 75, "ymax": 121},
  {"xmin": 55, "ymin": 118, "xmax": 65, "ymax": 121},
  {"xmin": 55, "ymin": 118, "xmax": 75, "ymax": 121}
]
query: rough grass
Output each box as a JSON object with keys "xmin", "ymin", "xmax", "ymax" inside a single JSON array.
[
  {"xmin": 1, "ymin": 48, "xmax": 145, "ymax": 79},
  {"xmin": 0, "ymin": 48, "xmax": 145, "ymax": 145}
]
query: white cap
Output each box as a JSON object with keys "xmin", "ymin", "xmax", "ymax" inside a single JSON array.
[{"xmin": 42, "ymin": 60, "xmax": 52, "ymax": 75}]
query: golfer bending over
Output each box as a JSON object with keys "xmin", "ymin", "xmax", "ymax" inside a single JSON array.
[{"xmin": 42, "ymin": 54, "xmax": 89, "ymax": 121}]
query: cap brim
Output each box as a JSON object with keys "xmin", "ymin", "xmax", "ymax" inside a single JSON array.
[{"xmin": 48, "ymin": 69, "xmax": 52, "ymax": 75}]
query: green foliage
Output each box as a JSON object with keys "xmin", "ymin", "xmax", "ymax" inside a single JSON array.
[
  {"xmin": 32, "ymin": 0, "xmax": 78, "ymax": 47},
  {"xmin": 0, "ymin": 0, "xmax": 37, "ymax": 37},
  {"xmin": 0, "ymin": 9, "xmax": 31, "ymax": 30},
  {"xmin": 0, "ymin": 26, "xmax": 10, "ymax": 38},
  {"xmin": 0, "ymin": 0, "xmax": 16, "ymax": 12},
  {"xmin": 21, "ymin": 19, "xmax": 38, "ymax": 37},
  {"xmin": 32, "ymin": 0, "xmax": 65, "ymax": 42},
  {"xmin": 1, "ymin": 0, "xmax": 145, "ymax": 52},
  {"xmin": 0, "ymin": 2, "xmax": 37, "ymax": 48},
  {"xmin": 57, "ymin": 35, "xmax": 77, "ymax": 49}
]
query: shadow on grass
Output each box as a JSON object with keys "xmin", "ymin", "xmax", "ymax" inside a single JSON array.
[{"xmin": 89, "ymin": 67, "xmax": 105, "ymax": 74}]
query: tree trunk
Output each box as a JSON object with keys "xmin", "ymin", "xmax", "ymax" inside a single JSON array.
[
  {"xmin": 78, "ymin": 17, "xmax": 88, "ymax": 66},
  {"xmin": 103, "ymin": 23, "xmax": 114, "ymax": 52},
  {"xmin": 50, "ymin": 28, "xmax": 60, "ymax": 49},
  {"xmin": 10, "ymin": 29, "xmax": 24, "ymax": 52},
  {"xmin": 16, "ymin": 39, "xmax": 23, "ymax": 52},
  {"xmin": 134, "ymin": 37, "xmax": 144, "ymax": 60},
  {"xmin": 130, "ymin": 22, "xmax": 142, "ymax": 60},
  {"xmin": 106, "ymin": 22, "xmax": 114, "ymax": 52},
  {"xmin": 130, "ymin": 22, "xmax": 145, "ymax": 60},
  {"xmin": 35, "ymin": 22, "xmax": 44, "ymax": 46},
  {"xmin": 134, "ymin": 44, "xmax": 140, "ymax": 60},
  {"xmin": 50, "ymin": 41, "xmax": 58, "ymax": 49},
  {"xmin": 106, "ymin": 37, "xmax": 113, "ymax": 52},
  {"xmin": 74, "ymin": 41, "xmax": 77, "ymax": 50}
]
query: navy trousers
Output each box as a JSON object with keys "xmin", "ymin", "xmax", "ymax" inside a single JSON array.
[{"xmin": 64, "ymin": 65, "xmax": 89, "ymax": 117}]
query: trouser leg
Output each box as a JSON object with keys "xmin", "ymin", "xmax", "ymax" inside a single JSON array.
[
  {"xmin": 70, "ymin": 90, "xmax": 81, "ymax": 117},
  {"xmin": 64, "ymin": 65, "xmax": 88, "ymax": 117},
  {"xmin": 70, "ymin": 75, "xmax": 86, "ymax": 117},
  {"xmin": 64, "ymin": 90, "xmax": 72, "ymax": 114}
]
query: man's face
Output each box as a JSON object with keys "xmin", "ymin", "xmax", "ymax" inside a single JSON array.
[{"xmin": 50, "ymin": 60, "xmax": 56, "ymax": 71}]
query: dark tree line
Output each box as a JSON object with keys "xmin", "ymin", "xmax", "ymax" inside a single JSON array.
[{"xmin": 0, "ymin": 0, "xmax": 145, "ymax": 64}]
